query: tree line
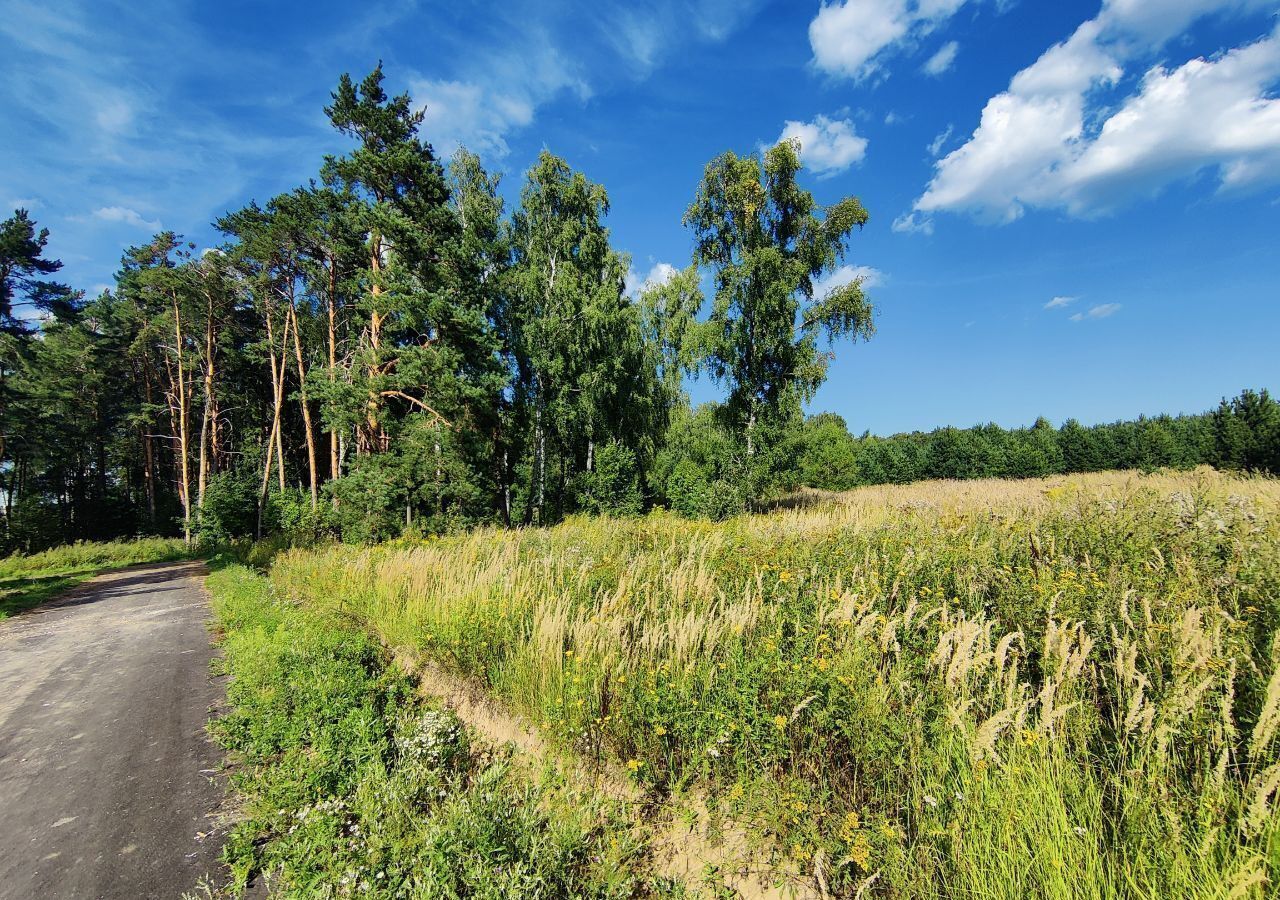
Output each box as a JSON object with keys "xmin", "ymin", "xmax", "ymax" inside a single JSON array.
[
  {"xmin": 0, "ymin": 66, "xmax": 876, "ymax": 551},
  {"xmin": 792, "ymin": 390, "xmax": 1280, "ymax": 495},
  {"xmin": 2, "ymin": 67, "xmax": 1274, "ymax": 552}
]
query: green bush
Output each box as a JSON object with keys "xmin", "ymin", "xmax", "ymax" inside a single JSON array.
[
  {"xmin": 573, "ymin": 441, "xmax": 643, "ymax": 516},
  {"xmin": 197, "ymin": 468, "xmax": 260, "ymax": 542}
]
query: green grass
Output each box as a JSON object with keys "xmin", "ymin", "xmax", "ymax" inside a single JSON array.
[
  {"xmin": 0, "ymin": 537, "xmax": 190, "ymax": 618},
  {"xmin": 263, "ymin": 470, "xmax": 1280, "ymax": 898},
  {"xmin": 205, "ymin": 559, "xmax": 684, "ymax": 899}
]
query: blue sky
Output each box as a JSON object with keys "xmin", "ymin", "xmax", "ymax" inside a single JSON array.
[{"xmin": 2, "ymin": 0, "xmax": 1277, "ymax": 435}]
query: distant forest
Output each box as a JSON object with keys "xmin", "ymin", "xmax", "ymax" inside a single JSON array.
[
  {"xmin": 791, "ymin": 393, "xmax": 1279, "ymax": 499},
  {"xmin": 1, "ymin": 66, "xmax": 1276, "ymax": 553}
]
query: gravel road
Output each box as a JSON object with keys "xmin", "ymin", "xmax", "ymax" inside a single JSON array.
[{"xmin": 0, "ymin": 561, "xmax": 231, "ymax": 899}]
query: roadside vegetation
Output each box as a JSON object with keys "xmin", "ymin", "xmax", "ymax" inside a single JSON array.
[
  {"xmin": 254, "ymin": 470, "xmax": 1280, "ymax": 898},
  {"xmin": 206, "ymin": 561, "xmax": 684, "ymax": 899},
  {"xmin": 0, "ymin": 536, "xmax": 189, "ymax": 617}
]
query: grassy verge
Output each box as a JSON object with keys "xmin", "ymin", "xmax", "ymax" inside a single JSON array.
[
  {"xmin": 265, "ymin": 470, "xmax": 1280, "ymax": 898},
  {"xmin": 205, "ymin": 560, "xmax": 684, "ymax": 899},
  {"xmin": 0, "ymin": 537, "xmax": 190, "ymax": 618}
]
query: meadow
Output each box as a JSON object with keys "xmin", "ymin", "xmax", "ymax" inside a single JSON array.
[{"xmin": 253, "ymin": 469, "xmax": 1280, "ymax": 898}]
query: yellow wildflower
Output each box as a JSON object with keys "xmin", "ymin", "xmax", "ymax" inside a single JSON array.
[
  {"xmin": 839, "ymin": 810, "xmax": 861, "ymax": 842},
  {"xmin": 773, "ymin": 715, "xmax": 788, "ymax": 732},
  {"xmin": 654, "ymin": 725, "xmax": 667, "ymax": 737},
  {"xmin": 848, "ymin": 832, "xmax": 872, "ymax": 870},
  {"xmin": 625, "ymin": 759, "xmax": 643, "ymax": 773}
]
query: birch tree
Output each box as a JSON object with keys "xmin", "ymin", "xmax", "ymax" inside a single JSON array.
[{"xmin": 683, "ymin": 139, "xmax": 874, "ymax": 461}]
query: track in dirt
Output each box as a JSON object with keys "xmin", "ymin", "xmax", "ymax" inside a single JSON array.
[{"xmin": 0, "ymin": 561, "xmax": 230, "ymax": 899}]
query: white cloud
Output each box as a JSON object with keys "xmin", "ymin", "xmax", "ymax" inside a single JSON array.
[
  {"xmin": 1061, "ymin": 33, "xmax": 1280, "ymax": 207},
  {"xmin": 928, "ymin": 124, "xmax": 954, "ymax": 157},
  {"xmin": 409, "ymin": 34, "xmax": 592, "ymax": 160},
  {"xmin": 809, "ymin": 0, "xmax": 972, "ymax": 80},
  {"xmin": 884, "ymin": 110, "xmax": 904, "ymax": 124},
  {"xmin": 773, "ymin": 115, "xmax": 868, "ymax": 175},
  {"xmin": 92, "ymin": 205, "xmax": 160, "ymax": 230},
  {"xmin": 911, "ymin": 1, "xmax": 1280, "ymax": 223},
  {"xmin": 923, "ymin": 40, "xmax": 959, "ymax": 75},
  {"xmin": 411, "ymin": 3, "xmax": 767, "ymax": 161},
  {"xmin": 1070, "ymin": 302, "xmax": 1122, "ymax": 321},
  {"xmin": 1044, "ymin": 295, "xmax": 1076, "ymax": 309},
  {"xmin": 688, "ymin": 0, "xmax": 770, "ymax": 41},
  {"xmin": 814, "ymin": 263, "xmax": 886, "ymax": 297},
  {"xmin": 625, "ymin": 261, "xmax": 679, "ymax": 296},
  {"xmin": 607, "ymin": 0, "xmax": 767, "ymax": 71},
  {"xmin": 414, "ymin": 80, "xmax": 537, "ymax": 159},
  {"xmin": 892, "ymin": 210, "xmax": 934, "ymax": 234}
]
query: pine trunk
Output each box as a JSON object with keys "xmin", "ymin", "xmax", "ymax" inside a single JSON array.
[
  {"xmin": 289, "ymin": 303, "xmax": 319, "ymax": 509},
  {"xmin": 171, "ymin": 293, "xmax": 192, "ymax": 544},
  {"xmin": 258, "ymin": 304, "xmax": 292, "ymax": 534},
  {"xmin": 197, "ymin": 303, "xmax": 215, "ymax": 509},
  {"xmin": 328, "ymin": 259, "xmax": 340, "ymax": 482}
]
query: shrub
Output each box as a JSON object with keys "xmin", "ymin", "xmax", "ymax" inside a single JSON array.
[{"xmin": 573, "ymin": 441, "xmax": 643, "ymax": 516}]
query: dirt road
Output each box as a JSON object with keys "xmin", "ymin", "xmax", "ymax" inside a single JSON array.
[{"xmin": 0, "ymin": 561, "xmax": 229, "ymax": 899}]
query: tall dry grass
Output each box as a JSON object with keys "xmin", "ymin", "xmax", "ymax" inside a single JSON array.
[{"xmin": 268, "ymin": 469, "xmax": 1280, "ymax": 897}]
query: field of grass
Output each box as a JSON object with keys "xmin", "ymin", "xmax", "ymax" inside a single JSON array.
[
  {"xmin": 205, "ymin": 562, "xmax": 686, "ymax": 899},
  {"xmin": 0, "ymin": 537, "xmax": 190, "ymax": 618},
  {"xmin": 254, "ymin": 468, "xmax": 1280, "ymax": 898}
]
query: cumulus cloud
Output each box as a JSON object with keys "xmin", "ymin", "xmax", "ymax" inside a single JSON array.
[
  {"xmin": 773, "ymin": 115, "xmax": 869, "ymax": 175},
  {"xmin": 892, "ymin": 210, "xmax": 934, "ymax": 234},
  {"xmin": 907, "ymin": 0, "xmax": 1280, "ymax": 225},
  {"xmin": 1044, "ymin": 295, "xmax": 1076, "ymax": 309},
  {"xmin": 814, "ymin": 263, "xmax": 886, "ymax": 297},
  {"xmin": 625, "ymin": 261, "xmax": 679, "ymax": 296},
  {"xmin": 923, "ymin": 40, "xmax": 959, "ymax": 75},
  {"xmin": 809, "ymin": 0, "xmax": 971, "ymax": 80},
  {"xmin": 92, "ymin": 205, "xmax": 160, "ymax": 230},
  {"xmin": 1070, "ymin": 303, "xmax": 1122, "ymax": 321}
]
